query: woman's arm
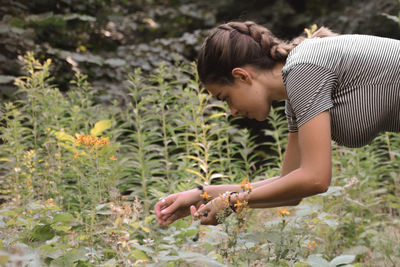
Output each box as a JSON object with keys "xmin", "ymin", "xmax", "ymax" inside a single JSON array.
[
  {"xmin": 158, "ymin": 120, "xmax": 311, "ymax": 225},
  {"xmin": 240, "ymin": 132, "xmax": 303, "ymax": 208},
  {"xmin": 242, "ymin": 111, "xmax": 332, "ymax": 205},
  {"xmin": 205, "ymin": 131, "xmax": 301, "ymax": 198}
]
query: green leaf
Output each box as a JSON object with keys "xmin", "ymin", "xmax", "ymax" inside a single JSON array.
[
  {"xmin": 132, "ymin": 249, "xmax": 149, "ymax": 261},
  {"xmin": 294, "ymin": 262, "xmax": 308, "ymax": 267},
  {"xmin": 63, "ymin": 248, "xmax": 88, "ymax": 266},
  {"xmin": 51, "ymin": 224, "xmax": 72, "ymax": 232},
  {"xmin": 30, "ymin": 224, "xmax": 56, "ymax": 241},
  {"xmin": 307, "ymin": 254, "xmax": 330, "ymax": 267},
  {"xmin": 330, "ymin": 255, "xmax": 356, "ymax": 266},
  {"xmin": 185, "ymin": 168, "xmax": 205, "ymax": 180},
  {"xmin": 53, "ymin": 213, "xmax": 74, "ymax": 223},
  {"xmin": 54, "ymin": 131, "xmax": 75, "ymax": 143},
  {"xmin": 90, "ymin": 120, "xmax": 112, "ymax": 136}
]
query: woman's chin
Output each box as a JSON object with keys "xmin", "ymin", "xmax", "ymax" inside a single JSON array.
[{"xmin": 255, "ymin": 116, "xmax": 268, "ymax": 122}]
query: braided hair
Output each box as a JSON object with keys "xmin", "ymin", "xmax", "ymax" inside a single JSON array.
[{"xmin": 197, "ymin": 21, "xmax": 336, "ymax": 85}]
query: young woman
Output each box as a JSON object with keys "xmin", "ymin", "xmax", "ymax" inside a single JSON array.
[{"xmin": 154, "ymin": 21, "xmax": 400, "ymax": 225}]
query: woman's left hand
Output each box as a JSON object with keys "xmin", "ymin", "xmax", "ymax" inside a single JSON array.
[{"xmin": 190, "ymin": 196, "xmax": 230, "ymax": 225}]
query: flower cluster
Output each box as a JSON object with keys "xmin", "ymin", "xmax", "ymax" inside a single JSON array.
[
  {"xmin": 74, "ymin": 134, "xmax": 110, "ymax": 150},
  {"xmin": 306, "ymin": 240, "xmax": 316, "ymax": 250},
  {"xmin": 240, "ymin": 178, "xmax": 253, "ymax": 192},
  {"xmin": 277, "ymin": 208, "xmax": 290, "ymax": 216},
  {"xmin": 200, "ymin": 191, "xmax": 211, "ymax": 202},
  {"xmin": 229, "ymin": 177, "xmax": 253, "ymax": 213}
]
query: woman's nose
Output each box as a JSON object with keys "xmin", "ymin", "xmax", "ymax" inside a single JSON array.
[{"xmin": 230, "ymin": 106, "xmax": 239, "ymax": 116}]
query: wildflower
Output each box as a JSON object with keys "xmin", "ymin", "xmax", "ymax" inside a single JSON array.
[
  {"xmin": 29, "ymin": 210, "xmax": 33, "ymax": 214},
  {"xmin": 240, "ymin": 178, "xmax": 248, "ymax": 189},
  {"xmin": 277, "ymin": 208, "xmax": 290, "ymax": 216},
  {"xmin": 234, "ymin": 199, "xmax": 248, "ymax": 212},
  {"xmin": 110, "ymin": 156, "xmax": 117, "ymax": 161},
  {"xmin": 45, "ymin": 198, "xmax": 54, "ymax": 206},
  {"xmin": 306, "ymin": 240, "xmax": 316, "ymax": 250},
  {"xmin": 240, "ymin": 178, "xmax": 253, "ymax": 192},
  {"xmin": 74, "ymin": 134, "xmax": 110, "ymax": 150},
  {"xmin": 200, "ymin": 191, "xmax": 211, "ymax": 201}
]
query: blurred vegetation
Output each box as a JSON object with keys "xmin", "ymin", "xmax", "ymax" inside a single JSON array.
[
  {"xmin": 0, "ymin": 0, "xmax": 399, "ymax": 101},
  {"xmin": 0, "ymin": 53, "xmax": 399, "ymax": 266}
]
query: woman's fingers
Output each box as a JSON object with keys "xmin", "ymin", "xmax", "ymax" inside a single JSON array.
[
  {"xmin": 190, "ymin": 205, "xmax": 197, "ymax": 216},
  {"xmin": 160, "ymin": 198, "xmax": 180, "ymax": 217},
  {"xmin": 154, "ymin": 197, "xmax": 168, "ymax": 217},
  {"xmin": 155, "ymin": 195, "xmax": 177, "ymax": 224}
]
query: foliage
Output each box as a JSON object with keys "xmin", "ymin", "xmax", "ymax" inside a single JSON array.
[
  {"xmin": 1, "ymin": 0, "xmax": 399, "ymax": 102},
  {"xmin": 0, "ymin": 55, "xmax": 400, "ymax": 266}
]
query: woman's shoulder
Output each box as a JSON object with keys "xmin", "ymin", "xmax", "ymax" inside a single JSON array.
[{"xmin": 283, "ymin": 34, "xmax": 400, "ymax": 76}]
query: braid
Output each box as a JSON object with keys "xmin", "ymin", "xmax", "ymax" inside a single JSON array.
[
  {"xmin": 197, "ymin": 20, "xmax": 337, "ymax": 85},
  {"xmin": 219, "ymin": 21, "xmax": 294, "ymax": 61}
]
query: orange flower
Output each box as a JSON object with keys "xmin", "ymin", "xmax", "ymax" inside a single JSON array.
[
  {"xmin": 200, "ymin": 191, "xmax": 211, "ymax": 201},
  {"xmin": 277, "ymin": 208, "xmax": 290, "ymax": 216},
  {"xmin": 240, "ymin": 178, "xmax": 253, "ymax": 192},
  {"xmin": 234, "ymin": 199, "xmax": 248, "ymax": 212},
  {"xmin": 240, "ymin": 178, "xmax": 248, "ymax": 189},
  {"xmin": 306, "ymin": 240, "xmax": 316, "ymax": 250},
  {"xmin": 45, "ymin": 198, "xmax": 54, "ymax": 206},
  {"xmin": 110, "ymin": 156, "xmax": 117, "ymax": 161},
  {"xmin": 75, "ymin": 134, "xmax": 110, "ymax": 150}
]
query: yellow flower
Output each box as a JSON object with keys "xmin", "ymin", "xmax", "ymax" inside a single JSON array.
[
  {"xmin": 200, "ymin": 191, "xmax": 211, "ymax": 201},
  {"xmin": 277, "ymin": 208, "xmax": 290, "ymax": 216}
]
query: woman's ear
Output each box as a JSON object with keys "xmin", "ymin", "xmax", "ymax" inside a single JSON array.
[{"xmin": 232, "ymin": 68, "xmax": 252, "ymax": 84}]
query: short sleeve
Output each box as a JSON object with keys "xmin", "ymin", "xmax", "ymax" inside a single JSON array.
[
  {"xmin": 285, "ymin": 100, "xmax": 298, "ymax": 132},
  {"xmin": 283, "ymin": 63, "xmax": 337, "ymax": 129}
]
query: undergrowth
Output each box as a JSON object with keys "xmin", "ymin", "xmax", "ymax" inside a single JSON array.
[{"xmin": 0, "ymin": 53, "xmax": 399, "ymax": 266}]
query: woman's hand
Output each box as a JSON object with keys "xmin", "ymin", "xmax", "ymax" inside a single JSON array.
[
  {"xmin": 191, "ymin": 195, "xmax": 230, "ymax": 225},
  {"xmin": 155, "ymin": 189, "xmax": 203, "ymax": 226}
]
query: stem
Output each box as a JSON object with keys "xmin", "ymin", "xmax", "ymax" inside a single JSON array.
[
  {"xmin": 161, "ymin": 100, "xmax": 171, "ymax": 184},
  {"xmin": 385, "ymin": 132, "xmax": 395, "ymax": 162}
]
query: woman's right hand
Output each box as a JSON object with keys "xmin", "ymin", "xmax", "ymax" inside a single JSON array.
[{"xmin": 154, "ymin": 189, "xmax": 203, "ymax": 226}]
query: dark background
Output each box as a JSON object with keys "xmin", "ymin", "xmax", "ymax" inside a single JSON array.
[{"xmin": 1, "ymin": 0, "xmax": 399, "ymax": 131}]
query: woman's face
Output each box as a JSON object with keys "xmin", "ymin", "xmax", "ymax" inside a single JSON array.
[{"xmin": 205, "ymin": 79, "xmax": 272, "ymax": 121}]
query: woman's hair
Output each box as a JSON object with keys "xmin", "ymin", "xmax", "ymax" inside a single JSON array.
[{"xmin": 197, "ymin": 21, "xmax": 337, "ymax": 85}]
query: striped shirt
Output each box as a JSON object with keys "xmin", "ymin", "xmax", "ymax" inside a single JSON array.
[{"xmin": 282, "ymin": 34, "xmax": 400, "ymax": 148}]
